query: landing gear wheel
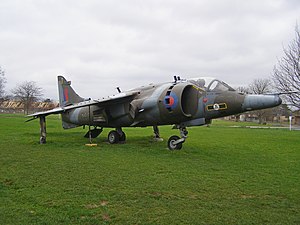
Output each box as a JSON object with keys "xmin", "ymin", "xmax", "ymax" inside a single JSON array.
[
  {"xmin": 108, "ymin": 131, "xmax": 120, "ymax": 144},
  {"xmin": 119, "ymin": 132, "xmax": 126, "ymax": 142},
  {"xmin": 167, "ymin": 135, "xmax": 182, "ymax": 150},
  {"xmin": 40, "ymin": 136, "xmax": 46, "ymax": 144}
]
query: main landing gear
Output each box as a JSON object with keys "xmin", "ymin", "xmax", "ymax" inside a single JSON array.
[
  {"xmin": 153, "ymin": 126, "xmax": 163, "ymax": 142},
  {"xmin": 167, "ymin": 126, "xmax": 188, "ymax": 150},
  {"xmin": 107, "ymin": 126, "xmax": 189, "ymax": 150},
  {"xmin": 108, "ymin": 128, "xmax": 126, "ymax": 144}
]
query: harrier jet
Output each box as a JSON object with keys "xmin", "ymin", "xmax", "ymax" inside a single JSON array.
[{"xmin": 28, "ymin": 76, "xmax": 282, "ymax": 150}]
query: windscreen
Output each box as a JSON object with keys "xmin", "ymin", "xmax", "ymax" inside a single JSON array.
[{"xmin": 188, "ymin": 77, "xmax": 235, "ymax": 92}]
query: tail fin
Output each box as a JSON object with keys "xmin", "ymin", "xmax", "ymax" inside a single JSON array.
[{"xmin": 58, "ymin": 76, "xmax": 84, "ymax": 107}]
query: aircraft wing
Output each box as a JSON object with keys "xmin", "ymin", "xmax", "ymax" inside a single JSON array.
[{"xmin": 27, "ymin": 91, "xmax": 138, "ymax": 120}]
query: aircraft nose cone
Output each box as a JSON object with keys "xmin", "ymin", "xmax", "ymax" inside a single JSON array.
[
  {"xmin": 242, "ymin": 94, "xmax": 282, "ymax": 111},
  {"xmin": 274, "ymin": 95, "xmax": 282, "ymax": 106}
]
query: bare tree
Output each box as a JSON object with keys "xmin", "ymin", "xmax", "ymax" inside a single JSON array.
[
  {"xmin": 236, "ymin": 86, "xmax": 251, "ymax": 94},
  {"xmin": 273, "ymin": 24, "xmax": 300, "ymax": 109},
  {"xmin": 11, "ymin": 81, "xmax": 43, "ymax": 114},
  {"xmin": 248, "ymin": 78, "xmax": 273, "ymax": 124},
  {"xmin": 0, "ymin": 66, "xmax": 6, "ymax": 99},
  {"xmin": 248, "ymin": 78, "xmax": 272, "ymax": 94}
]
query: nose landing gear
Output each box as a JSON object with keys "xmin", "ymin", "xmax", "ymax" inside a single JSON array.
[{"xmin": 167, "ymin": 127, "xmax": 188, "ymax": 150}]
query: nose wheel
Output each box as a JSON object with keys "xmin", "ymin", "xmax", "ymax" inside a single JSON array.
[
  {"xmin": 167, "ymin": 127, "xmax": 188, "ymax": 150},
  {"xmin": 168, "ymin": 135, "xmax": 182, "ymax": 150}
]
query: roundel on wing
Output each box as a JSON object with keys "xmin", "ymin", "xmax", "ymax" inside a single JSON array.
[{"xmin": 164, "ymin": 92, "xmax": 178, "ymax": 110}]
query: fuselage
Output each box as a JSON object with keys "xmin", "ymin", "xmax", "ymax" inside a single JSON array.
[{"xmin": 61, "ymin": 78, "xmax": 282, "ymax": 129}]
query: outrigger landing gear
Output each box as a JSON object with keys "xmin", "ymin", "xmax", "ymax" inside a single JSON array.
[
  {"xmin": 39, "ymin": 116, "xmax": 46, "ymax": 144},
  {"xmin": 108, "ymin": 128, "xmax": 126, "ymax": 144},
  {"xmin": 167, "ymin": 126, "xmax": 188, "ymax": 150}
]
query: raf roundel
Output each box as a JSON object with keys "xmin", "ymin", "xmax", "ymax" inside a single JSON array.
[{"xmin": 164, "ymin": 92, "xmax": 179, "ymax": 110}]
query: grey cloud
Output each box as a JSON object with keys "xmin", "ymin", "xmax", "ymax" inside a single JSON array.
[{"xmin": 0, "ymin": 0, "xmax": 300, "ymax": 99}]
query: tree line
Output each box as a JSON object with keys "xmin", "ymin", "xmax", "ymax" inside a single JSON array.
[
  {"xmin": 0, "ymin": 25, "xmax": 299, "ymax": 115},
  {"xmin": 0, "ymin": 68, "xmax": 44, "ymax": 114}
]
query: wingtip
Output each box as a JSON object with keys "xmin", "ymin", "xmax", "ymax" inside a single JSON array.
[{"xmin": 25, "ymin": 116, "xmax": 37, "ymax": 122}]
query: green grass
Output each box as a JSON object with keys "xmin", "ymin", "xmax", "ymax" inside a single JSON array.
[{"xmin": 0, "ymin": 114, "xmax": 299, "ymax": 224}]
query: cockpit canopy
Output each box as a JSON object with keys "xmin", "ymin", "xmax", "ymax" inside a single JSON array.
[{"xmin": 188, "ymin": 77, "xmax": 235, "ymax": 92}]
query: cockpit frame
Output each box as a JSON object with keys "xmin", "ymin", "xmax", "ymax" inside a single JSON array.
[{"xmin": 188, "ymin": 77, "xmax": 235, "ymax": 92}]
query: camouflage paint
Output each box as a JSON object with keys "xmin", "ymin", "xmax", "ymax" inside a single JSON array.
[{"xmin": 29, "ymin": 76, "xmax": 282, "ymax": 147}]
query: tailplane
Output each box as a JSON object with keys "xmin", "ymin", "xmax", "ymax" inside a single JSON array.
[{"xmin": 58, "ymin": 76, "xmax": 84, "ymax": 107}]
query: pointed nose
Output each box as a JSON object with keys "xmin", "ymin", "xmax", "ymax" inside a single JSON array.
[{"xmin": 242, "ymin": 94, "xmax": 282, "ymax": 111}]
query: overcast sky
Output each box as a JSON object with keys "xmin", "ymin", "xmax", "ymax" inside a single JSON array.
[{"xmin": 1, "ymin": 0, "xmax": 300, "ymax": 100}]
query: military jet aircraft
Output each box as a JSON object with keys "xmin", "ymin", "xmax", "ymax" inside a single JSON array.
[{"xmin": 28, "ymin": 76, "xmax": 282, "ymax": 150}]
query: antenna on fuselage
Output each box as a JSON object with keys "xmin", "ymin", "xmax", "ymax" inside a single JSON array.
[{"xmin": 116, "ymin": 87, "xmax": 122, "ymax": 93}]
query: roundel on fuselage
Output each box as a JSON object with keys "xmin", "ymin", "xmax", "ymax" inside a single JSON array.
[{"xmin": 164, "ymin": 92, "xmax": 178, "ymax": 110}]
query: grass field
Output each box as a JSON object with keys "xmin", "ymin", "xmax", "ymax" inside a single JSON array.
[{"xmin": 0, "ymin": 114, "xmax": 299, "ymax": 224}]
